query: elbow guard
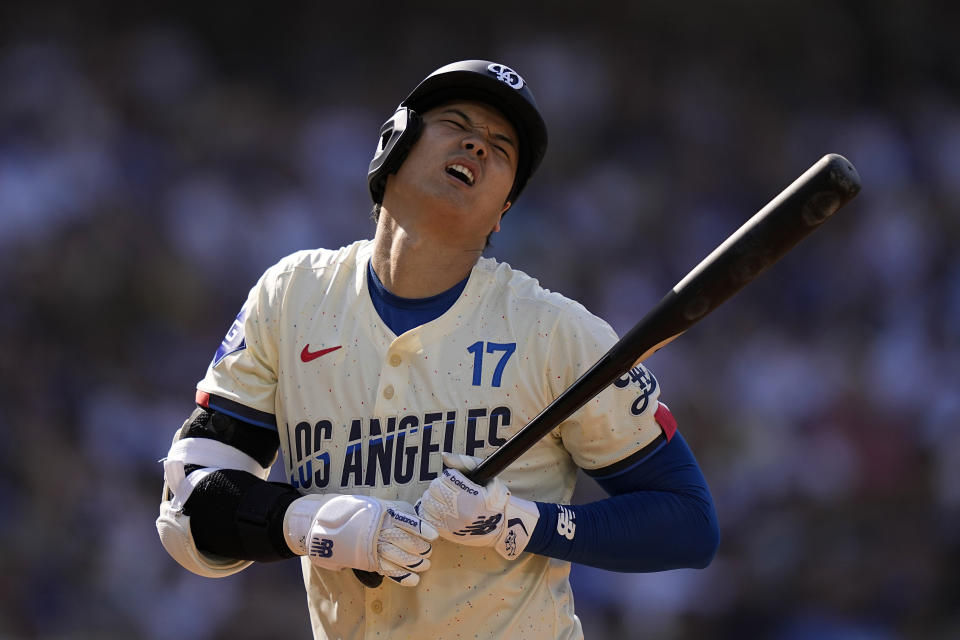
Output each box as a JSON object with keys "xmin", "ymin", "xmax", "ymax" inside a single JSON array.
[
  {"xmin": 157, "ymin": 408, "xmax": 277, "ymax": 578},
  {"xmin": 157, "ymin": 501, "xmax": 251, "ymax": 578}
]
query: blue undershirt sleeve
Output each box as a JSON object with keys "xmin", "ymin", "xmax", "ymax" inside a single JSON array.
[{"xmin": 523, "ymin": 431, "xmax": 720, "ymax": 572}]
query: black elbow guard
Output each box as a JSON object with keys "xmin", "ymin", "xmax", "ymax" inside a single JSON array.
[
  {"xmin": 179, "ymin": 406, "xmax": 279, "ymax": 469},
  {"xmin": 184, "ymin": 469, "xmax": 301, "ymax": 562}
]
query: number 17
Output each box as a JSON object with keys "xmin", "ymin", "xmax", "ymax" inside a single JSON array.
[{"xmin": 467, "ymin": 341, "xmax": 516, "ymax": 387}]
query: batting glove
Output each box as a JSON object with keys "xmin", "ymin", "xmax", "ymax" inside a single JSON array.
[
  {"xmin": 283, "ymin": 494, "xmax": 438, "ymax": 587},
  {"xmin": 417, "ymin": 453, "xmax": 540, "ymax": 561}
]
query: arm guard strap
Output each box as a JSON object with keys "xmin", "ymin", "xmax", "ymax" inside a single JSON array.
[{"xmin": 184, "ymin": 468, "xmax": 300, "ymax": 562}]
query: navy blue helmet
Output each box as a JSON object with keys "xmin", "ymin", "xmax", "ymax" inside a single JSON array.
[{"xmin": 368, "ymin": 60, "xmax": 548, "ymax": 206}]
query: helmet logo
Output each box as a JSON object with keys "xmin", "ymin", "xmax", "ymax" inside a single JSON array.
[{"xmin": 487, "ymin": 63, "xmax": 525, "ymax": 90}]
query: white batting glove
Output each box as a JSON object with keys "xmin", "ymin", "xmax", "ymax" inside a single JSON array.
[
  {"xmin": 417, "ymin": 453, "xmax": 540, "ymax": 561},
  {"xmin": 283, "ymin": 494, "xmax": 438, "ymax": 587}
]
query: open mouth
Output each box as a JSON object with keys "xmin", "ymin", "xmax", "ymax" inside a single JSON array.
[{"xmin": 445, "ymin": 163, "xmax": 475, "ymax": 186}]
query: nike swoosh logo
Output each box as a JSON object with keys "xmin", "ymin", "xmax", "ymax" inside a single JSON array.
[{"xmin": 300, "ymin": 344, "xmax": 342, "ymax": 362}]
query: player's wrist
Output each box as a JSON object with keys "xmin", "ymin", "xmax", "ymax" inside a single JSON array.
[
  {"xmin": 417, "ymin": 454, "xmax": 542, "ymax": 561},
  {"xmin": 284, "ymin": 493, "xmax": 438, "ymax": 587},
  {"xmin": 494, "ymin": 496, "xmax": 540, "ymax": 560},
  {"xmin": 283, "ymin": 493, "xmax": 341, "ymax": 556},
  {"xmin": 521, "ymin": 502, "xmax": 557, "ymax": 555}
]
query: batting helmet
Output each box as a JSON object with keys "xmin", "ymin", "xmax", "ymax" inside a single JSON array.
[{"xmin": 367, "ymin": 60, "xmax": 548, "ymax": 206}]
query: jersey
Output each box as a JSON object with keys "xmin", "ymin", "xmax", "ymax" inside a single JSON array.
[{"xmin": 197, "ymin": 239, "xmax": 668, "ymax": 640}]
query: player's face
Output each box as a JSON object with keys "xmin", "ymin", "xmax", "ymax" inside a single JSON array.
[{"xmin": 385, "ymin": 100, "xmax": 519, "ymax": 242}]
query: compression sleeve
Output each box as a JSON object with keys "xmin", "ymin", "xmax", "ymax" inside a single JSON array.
[{"xmin": 524, "ymin": 432, "xmax": 719, "ymax": 572}]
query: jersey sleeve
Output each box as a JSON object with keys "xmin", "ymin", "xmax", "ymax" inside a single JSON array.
[
  {"xmin": 548, "ymin": 305, "xmax": 670, "ymax": 472},
  {"xmin": 196, "ymin": 263, "xmax": 285, "ymax": 429}
]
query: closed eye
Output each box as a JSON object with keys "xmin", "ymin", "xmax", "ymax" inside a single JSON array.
[{"xmin": 437, "ymin": 110, "xmax": 516, "ymax": 162}]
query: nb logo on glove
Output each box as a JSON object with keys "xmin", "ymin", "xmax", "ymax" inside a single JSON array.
[
  {"xmin": 310, "ymin": 537, "xmax": 335, "ymax": 558},
  {"xmin": 454, "ymin": 514, "xmax": 502, "ymax": 536}
]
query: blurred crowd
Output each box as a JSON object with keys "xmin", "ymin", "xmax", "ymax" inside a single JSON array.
[{"xmin": 1, "ymin": 2, "xmax": 958, "ymax": 639}]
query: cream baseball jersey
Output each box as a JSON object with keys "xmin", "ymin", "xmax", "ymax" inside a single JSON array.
[{"xmin": 198, "ymin": 239, "xmax": 668, "ymax": 640}]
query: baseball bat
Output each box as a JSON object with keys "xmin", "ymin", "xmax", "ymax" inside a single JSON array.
[{"xmin": 355, "ymin": 152, "xmax": 860, "ymax": 587}]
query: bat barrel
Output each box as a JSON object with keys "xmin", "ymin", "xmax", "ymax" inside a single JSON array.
[{"xmin": 669, "ymin": 153, "xmax": 860, "ymax": 326}]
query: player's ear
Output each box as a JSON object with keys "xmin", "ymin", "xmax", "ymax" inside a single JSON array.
[{"xmin": 493, "ymin": 201, "xmax": 511, "ymax": 233}]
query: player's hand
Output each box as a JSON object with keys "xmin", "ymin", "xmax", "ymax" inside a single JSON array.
[
  {"xmin": 283, "ymin": 494, "xmax": 438, "ymax": 587},
  {"xmin": 416, "ymin": 453, "xmax": 540, "ymax": 561}
]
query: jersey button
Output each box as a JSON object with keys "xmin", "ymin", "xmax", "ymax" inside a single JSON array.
[
  {"xmin": 389, "ymin": 354, "xmax": 402, "ymax": 367},
  {"xmin": 371, "ymin": 600, "xmax": 383, "ymax": 614},
  {"xmin": 383, "ymin": 385, "xmax": 394, "ymax": 400}
]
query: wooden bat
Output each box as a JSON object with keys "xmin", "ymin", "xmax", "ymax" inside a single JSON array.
[{"xmin": 355, "ymin": 152, "xmax": 861, "ymax": 587}]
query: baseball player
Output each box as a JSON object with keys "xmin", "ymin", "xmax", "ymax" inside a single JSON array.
[{"xmin": 157, "ymin": 60, "xmax": 719, "ymax": 639}]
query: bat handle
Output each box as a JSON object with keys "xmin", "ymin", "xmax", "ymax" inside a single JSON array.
[{"xmin": 354, "ymin": 568, "xmax": 384, "ymax": 588}]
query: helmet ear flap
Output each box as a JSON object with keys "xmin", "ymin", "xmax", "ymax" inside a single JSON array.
[{"xmin": 368, "ymin": 107, "xmax": 423, "ymax": 205}]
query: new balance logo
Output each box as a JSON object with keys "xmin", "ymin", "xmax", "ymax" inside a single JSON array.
[
  {"xmin": 454, "ymin": 514, "xmax": 502, "ymax": 536},
  {"xmin": 443, "ymin": 469, "xmax": 480, "ymax": 495},
  {"xmin": 309, "ymin": 537, "xmax": 334, "ymax": 558},
  {"xmin": 387, "ymin": 508, "xmax": 421, "ymax": 529},
  {"xmin": 556, "ymin": 505, "xmax": 576, "ymax": 540}
]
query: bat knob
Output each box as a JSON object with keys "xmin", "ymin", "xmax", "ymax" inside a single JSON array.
[{"xmin": 354, "ymin": 568, "xmax": 384, "ymax": 588}]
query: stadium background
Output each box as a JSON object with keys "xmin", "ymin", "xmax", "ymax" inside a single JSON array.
[{"xmin": 1, "ymin": 1, "xmax": 958, "ymax": 638}]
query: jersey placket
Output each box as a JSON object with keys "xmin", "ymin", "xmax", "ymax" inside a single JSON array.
[
  {"xmin": 362, "ymin": 582, "xmax": 391, "ymax": 637},
  {"xmin": 364, "ymin": 334, "xmax": 419, "ymax": 637},
  {"xmin": 372, "ymin": 332, "xmax": 422, "ymax": 415}
]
